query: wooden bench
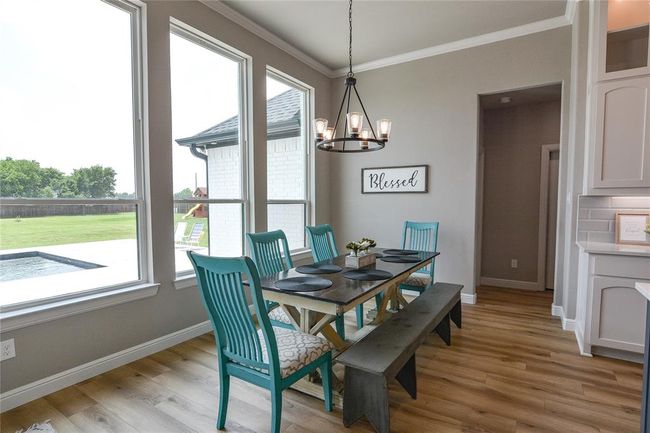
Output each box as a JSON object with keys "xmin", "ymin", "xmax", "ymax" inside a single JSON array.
[{"xmin": 337, "ymin": 282, "xmax": 463, "ymax": 433}]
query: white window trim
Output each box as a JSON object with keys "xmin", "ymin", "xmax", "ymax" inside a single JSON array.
[
  {"xmin": 0, "ymin": 0, "xmax": 151, "ymax": 321},
  {"xmin": 170, "ymin": 21, "xmax": 252, "ymax": 278},
  {"xmin": 265, "ymin": 67, "xmax": 315, "ymax": 253}
]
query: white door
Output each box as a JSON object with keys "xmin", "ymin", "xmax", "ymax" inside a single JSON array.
[{"xmin": 545, "ymin": 151, "xmax": 559, "ymax": 290}]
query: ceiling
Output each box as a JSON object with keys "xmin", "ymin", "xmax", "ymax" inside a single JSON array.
[
  {"xmin": 480, "ymin": 83, "xmax": 562, "ymax": 109},
  {"xmin": 221, "ymin": 0, "xmax": 568, "ymax": 71}
]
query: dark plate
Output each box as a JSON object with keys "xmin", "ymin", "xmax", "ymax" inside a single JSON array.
[
  {"xmin": 274, "ymin": 277, "xmax": 333, "ymax": 292},
  {"xmin": 343, "ymin": 269, "xmax": 393, "ymax": 281},
  {"xmin": 382, "ymin": 249, "xmax": 419, "ymax": 255},
  {"xmin": 379, "ymin": 255, "xmax": 421, "ymax": 263},
  {"xmin": 295, "ymin": 264, "xmax": 343, "ymax": 275}
]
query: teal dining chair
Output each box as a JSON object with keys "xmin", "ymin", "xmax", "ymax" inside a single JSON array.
[
  {"xmin": 187, "ymin": 251, "xmax": 333, "ymax": 433},
  {"xmin": 306, "ymin": 224, "xmax": 380, "ymax": 332},
  {"xmin": 247, "ymin": 230, "xmax": 295, "ymax": 330},
  {"xmin": 399, "ymin": 221, "xmax": 439, "ymax": 294}
]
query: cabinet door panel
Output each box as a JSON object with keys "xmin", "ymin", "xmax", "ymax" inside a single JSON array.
[
  {"xmin": 591, "ymin": 276, "xmax": 648, "ymax": 352},
  {"xmin": 592, "ymin": 77, "xmax": 650, "ymax": 188}
]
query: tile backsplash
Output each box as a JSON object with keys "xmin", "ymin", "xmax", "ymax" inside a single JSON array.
[{"xmin": 577, "ymin": 196, "xmax": 650, "ymax": 243}]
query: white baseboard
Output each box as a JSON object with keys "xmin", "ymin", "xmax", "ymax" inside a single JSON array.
[
  {"xmin": 0, "ymin": 321, "xmax": 212, "ymax": 413},
  {"xmin": 461, "ymin": 293, "xmax": 477, "ymax": 304},
  {"xmin": 574, "ymin": 322, "xmax": 592, "ymax": 357},
  {"xmin": 480, "ymin": 277, "xmax": 540, "ymax": 291},
  {"xmin": 551, "ymin": 303, "xmax": 576, "ymax": 332}
]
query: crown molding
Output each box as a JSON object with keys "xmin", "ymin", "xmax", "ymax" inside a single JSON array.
[
  {"xmin": 199, "ymin": 0, "xmax": 336, "ymax": 78},
  {"xmin": 333, "ymin": 15, "xmax": 571, "ymax": 76},
  {"xmin": 199, "ymin": 0, "xmax": 572, "ymax": 80},
  {"xmin": 565, "ymin": 0, "xmax": 578, "ymax": 25}
]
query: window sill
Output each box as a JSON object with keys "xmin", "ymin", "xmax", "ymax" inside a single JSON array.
[
  {"xmin": 174, "ymin": 249, "xmax": 314, "ymax": 290},
  {"xmin": 0, "ymin": 283, "xmax": 159, "ymax": 332}
]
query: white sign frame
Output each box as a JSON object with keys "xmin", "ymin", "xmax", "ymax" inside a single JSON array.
[
  {"xmin": 361, "ymin": 165, "xmax": 428, "ymax": 194},
  {"xmin": 615, "ymin": 212, "xmax": 650, "ymax": 246}
]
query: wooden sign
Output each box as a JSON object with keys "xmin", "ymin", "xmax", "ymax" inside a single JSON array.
[
  {"xmin": 361, "ymin": 165, "xmax": 428, "ymax": 194},
  {"xmin": 616, "ymin": 212, "xmax": 650, "ymax": 246}
]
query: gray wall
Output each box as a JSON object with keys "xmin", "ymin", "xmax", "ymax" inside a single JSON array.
[
  {"xmin": 329, "ymin": 27, "xmax": 571, "ymax": 297},
  {"xmin": 480, "ymin": 100, "xmax": 562, "ymax": 282},
  {"xmin": 0, "ymin": 0, "xmax": 331, "ymax": 393}
]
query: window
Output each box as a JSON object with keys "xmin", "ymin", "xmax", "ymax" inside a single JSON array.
[
  {"xmin": 0, "ymin": 0, "xmax": 146, "ymax": 309},
  {"xmin": 266, "ymin": 71, "xmax": 311, "ymax": 252},
  {"xmin": 170, "ymin": 22, "xmax": 249, "ymax": 275}
]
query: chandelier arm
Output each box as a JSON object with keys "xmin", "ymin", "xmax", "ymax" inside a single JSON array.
[
  {"xmin": 352, "ymin": 84, "xmax": 378, "ymax": 140},
  {"xmin": 342, "ymin": 83, "xmax": 353, "ymax": 151},
  {"xmin": 331, "ymin": 84, "xmax": 349, "ymax": 138}
]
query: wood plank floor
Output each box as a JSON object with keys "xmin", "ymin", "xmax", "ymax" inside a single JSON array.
[{"xmin": 1, "ymin": 287, "xmax": 643, "ymax": 433}]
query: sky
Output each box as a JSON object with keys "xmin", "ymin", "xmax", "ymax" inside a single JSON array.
[{"xmin": 0, "ymin": 0, "xmax": 290, "ymax": 195}]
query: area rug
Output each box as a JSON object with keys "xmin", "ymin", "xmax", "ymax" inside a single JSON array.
[{"xmin": 15, "ymin": 420, "xmax": 55, "ymax": 433}]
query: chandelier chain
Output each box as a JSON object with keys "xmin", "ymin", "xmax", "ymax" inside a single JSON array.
[{"xmin": 348, "ymin": 0, "xmax": 353, "ymax": 77}]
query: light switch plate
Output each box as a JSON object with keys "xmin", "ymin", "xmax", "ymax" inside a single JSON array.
[{"xmin": 1, "ymin": 339, "xmax": 16, "ymax": 361}]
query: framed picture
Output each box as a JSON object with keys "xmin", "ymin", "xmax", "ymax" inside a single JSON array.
[
  {"xmin": 615, "ymin": 212, "xmax": 650, "ymax": 246},
  {"xmin": 361, "ymin": 165, "xmax": 428, "ymax": 194}
]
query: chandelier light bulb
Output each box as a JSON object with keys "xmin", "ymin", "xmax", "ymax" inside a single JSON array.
[
  {"xmin": 346, "ymin": 112, "xmax": 363, "ymax": 135},
  {"xmin": 377, "ymin": 119, "xmax": 392, "ymax": 140},
  {"xmin": 313, "ymin": 118, "xmax": 328, "ymax": 140},
  {"xmin": 360, "ymin": 128, "xmax": 370, "ymax": 149}
]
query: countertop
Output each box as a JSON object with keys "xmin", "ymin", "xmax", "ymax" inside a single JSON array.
[
  {"xmin": 635, "ymin": 282, "xmax": 650, "ymax": 301},
  {"xmin": 577, "ymin": 241, "xmax": 650, "ymax": 257}
]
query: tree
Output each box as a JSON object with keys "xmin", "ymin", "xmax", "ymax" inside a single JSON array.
[
  {"xmin": 0, "ymin": 158, "xmax": 52, "ymax": 198},
  {"xmin": 69, "ymin": 165, "xmax": 117, "ymax": 198},
  {"xmin": 174, "ymin": 188, "xmax": 193, "ymax": 200}
]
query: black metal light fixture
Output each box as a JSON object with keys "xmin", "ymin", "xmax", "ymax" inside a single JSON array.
[{"xmin": 313, "ymin": 0, "xmax": 391, "ymax": 153}]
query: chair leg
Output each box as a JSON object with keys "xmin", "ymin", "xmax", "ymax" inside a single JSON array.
[
  {"xmin": 355, "ymin": 304, "xmax": 364, "ymax": 329},
  {"xmin": 271, "ymin": 387, "xmax": 283, "ymax": 433},
  {"xmin": 217, "ymin": 372, "xmax": 230, "ymax": 429},
  {"xmin": 335, "ymin": 314, "xmax": 346, "ymax": 340},
  {"xmin": 321, "ymin": 355, "xmax": 333, "ymax": 412}
]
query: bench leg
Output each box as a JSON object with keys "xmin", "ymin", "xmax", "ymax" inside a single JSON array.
[
  {"xmin": 435, "ymin": 314, "xmax": 451, "ymax": 346},
  {"xmin": 343, "ymin": 367, "xmax": 390, "ymax": 433},
  {"xmin": 395, "ymin": 354, "xmax": 417, "ymax": 399},
  {"xmin": 450, "ymin": 300, "xmax": 462, "ymax": 329}
]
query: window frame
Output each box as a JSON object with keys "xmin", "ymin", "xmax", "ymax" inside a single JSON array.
[
  {"xmin": 169, "ymin": 20, "xmax": 251, "ymax": 277},
  {"xmin": 265, "ymin": 67, "xmax": 314, "ymax": 254},
  {"xmin": 0, "ymin": 0, "xmax": 150, "ymax": 313}
]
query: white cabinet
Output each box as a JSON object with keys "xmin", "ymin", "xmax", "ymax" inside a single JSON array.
[
  {"xmin": 582, "ymin": 253, "xmax": 650, "ymax": 357},
  {"xmin": 591, "ymin": 76, "xmax": 650, "ymax": 190},
  {"xmin": 591, "ymin": 276, "xmax": 647, "ymax": 353},
  {"xmin": 595, "ymin": 0, "xmax": 650, "ymax": 82}
]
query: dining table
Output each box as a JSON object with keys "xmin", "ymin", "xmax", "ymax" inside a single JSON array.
[{"xmin": 250, "ymin": 248, "xmax": 440, "ymax": 404}]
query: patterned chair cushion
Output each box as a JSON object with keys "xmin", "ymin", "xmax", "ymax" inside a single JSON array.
[
  {"xmin": 402, "ymin": 274, "xmax": 432, "ymax": 288},
  {"xmin": 257, "ymin": 327, "xmax": 334, "ymax": 378},
  {"xmin": 268, "ymin": 307, "xmax": 292, "ymax": 325}
]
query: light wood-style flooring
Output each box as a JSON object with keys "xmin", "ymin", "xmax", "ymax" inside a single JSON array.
[{"xmin": 1, "ymin": 287, "xmax": 643, "ymax": 432}]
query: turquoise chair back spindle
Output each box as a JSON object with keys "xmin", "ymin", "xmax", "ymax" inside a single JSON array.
[
  {"xmin": 187, "ymin": 251, "xmax": 332, "ymax": 433},
  {"xmin": 247, "ymin": 230, "xmax": 294, "ymax": 277},
  {"xmin": 401, "ymin": 221, "xmax": 439, "ymax": 280},
  {"xmin": 306, "ymin": 224, "xmax": 339, "ymax": 262}
]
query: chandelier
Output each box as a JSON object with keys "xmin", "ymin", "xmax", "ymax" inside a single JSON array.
[{"xmin": 313, "ymin": 0, "xmax": 392, "ymax": 153}]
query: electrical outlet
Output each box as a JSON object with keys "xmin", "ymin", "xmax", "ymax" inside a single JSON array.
[
  {"xmin": 1, "ymin": 339, "xmax": 16, "ymax": 361},
  {"xmin": 510, "ymin": 259, "xmax": 518, "ymax": 269}
]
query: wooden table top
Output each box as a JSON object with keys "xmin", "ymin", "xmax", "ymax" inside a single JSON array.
[{"xmin": 256, "ymin": 249, "xmax": 439, "ymax": 306}]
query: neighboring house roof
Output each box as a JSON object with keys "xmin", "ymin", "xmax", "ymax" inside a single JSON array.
[
  {"xmin": 194, "ymin": 187, "xmax": 207, "ymax": 197},
  {"xmin": 176, "ymin": 89, "xmax": 302, "ymax": 149}
]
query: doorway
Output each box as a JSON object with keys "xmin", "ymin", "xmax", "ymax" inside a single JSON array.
[{"xmin": 476, "ymin": 84, "xmax": 562, "ymax": 292}]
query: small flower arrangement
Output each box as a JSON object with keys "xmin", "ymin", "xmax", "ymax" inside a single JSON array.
[{"xmin": 346, "ymin": 237, "xmax": 377, "ymax": 256}]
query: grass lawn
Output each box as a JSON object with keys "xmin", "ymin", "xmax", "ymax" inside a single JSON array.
[{"xmin": 0, "ymin": 213, "xmax": 207, "ymax": 250}]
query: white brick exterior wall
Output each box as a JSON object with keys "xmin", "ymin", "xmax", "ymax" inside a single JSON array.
[{"xmin": 205, "ymin": 135, "xmax": 307, "ymax": 254}]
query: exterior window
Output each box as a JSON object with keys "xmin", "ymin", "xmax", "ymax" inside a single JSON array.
[
  {"xmin": 170, "ymin": 23, "xmax": 248, "ymax": 275},
  {"xmin": 0, "ymin": 0, "xmax": 146, "ymax": 309},
  {"xmin": 266, "ymin": 71, "xmax": 311, "ymax": 251}
]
